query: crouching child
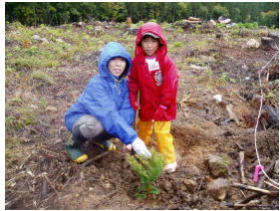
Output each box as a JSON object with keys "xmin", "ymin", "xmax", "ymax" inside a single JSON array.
[{"xmin": 64, "ymin": 42, "xmax": 151, "ymax": 163}]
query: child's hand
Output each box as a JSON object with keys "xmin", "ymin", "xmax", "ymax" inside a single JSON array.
[{"xmin": 131, "ymin": 137, "xmax": 151, "ymax": 158}]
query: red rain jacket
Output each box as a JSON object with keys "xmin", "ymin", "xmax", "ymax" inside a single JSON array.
[{"xmin": 128, "ymin": 22, "xmax": 179, "ymax": 121}]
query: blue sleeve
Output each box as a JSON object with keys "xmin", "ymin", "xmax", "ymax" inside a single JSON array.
[
  {"xmin": 79, "ymin": 80, "xmax": 137, "ymax": 145},
  {"xmin": 119, "ymin": 89, "xmax": 136, "ymax": 126}
]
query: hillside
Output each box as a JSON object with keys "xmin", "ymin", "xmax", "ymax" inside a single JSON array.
[{"xmin": 5, "ymin": 21, "xmax": 279, "ymax": 209}]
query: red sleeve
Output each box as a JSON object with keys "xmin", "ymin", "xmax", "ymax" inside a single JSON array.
[
  {"xmin": 128, "ymin": 60, "xmax": 139, "ymax": 110},
  {"xmin": 159, "ymin": 57, "xmax": 179, "ymax": 107}
]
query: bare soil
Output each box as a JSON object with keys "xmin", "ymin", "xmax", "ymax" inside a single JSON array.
[{"xmin": 5, "ymin": 24, "xmax": 279, "ymax": 210}]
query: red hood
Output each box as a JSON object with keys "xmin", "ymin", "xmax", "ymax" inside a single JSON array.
[{"xmin": 135, "ymin": 22, "xmax": 167, "ymax": 58}]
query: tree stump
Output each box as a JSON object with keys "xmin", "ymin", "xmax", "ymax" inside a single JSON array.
[{"xmin": 261, "ymin": 37, "xmax": 278, "ymax": 50}]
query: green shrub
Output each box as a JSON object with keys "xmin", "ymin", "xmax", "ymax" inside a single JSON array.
[
  {"xmin": 174, "ymin": 26, "xmax": 184, "ymax": 33},
  {"xmin": 236, "ymin": 22, "xmax": 259, "ymax": 29},
  {"xmin": 216, "ymin": 23, "xmax": 226, "ymax": 28},
  {"xmin": 136, "ymin": 21, "xmax": 144, "ymax": 27},
  {"xmin": 126, "ymin": 149, "xmax": 164, "ymax": 199}
]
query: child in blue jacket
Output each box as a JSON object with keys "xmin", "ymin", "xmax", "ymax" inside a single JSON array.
[{"xmin": 64, "ymin": 42, "xmax": 150, "ymax": 163}]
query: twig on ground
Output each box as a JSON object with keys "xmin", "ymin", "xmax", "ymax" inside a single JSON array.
[
  {"xmin": 223, "ymin": 201, "xmax": 278, "ymax": 209},
  {"xmin": 239, "ymin": 151, "xmax": 246, "ymax": 184},
  {"xmin": 43, "ymin": 174, "xmax": 60, "ymax": 197},
  {"xmin": 264, "ymin": 180, "xmax": 279, "ymax": 190},
  {"xmin": 81, "ymin": 151, "xmax": 109, "ymax": 167},
  {"xmin": 19, "ymin": 154, "xmax": 32, "ymax": 169},
  {"xmin": 92, "ymin": 189, "xmax": 119, "ymax": 208},
  {"xmin": 232, "ymin": 182, "xmax": 278, "ymax": 196},
  {"xmin": 39, "ymin": 149, "xmax": 67, "ymax": 162}
]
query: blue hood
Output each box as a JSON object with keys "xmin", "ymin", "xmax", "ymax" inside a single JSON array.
[{"xmin": 98, "ymin": 42, "xmax": 132, "ymax": 79}]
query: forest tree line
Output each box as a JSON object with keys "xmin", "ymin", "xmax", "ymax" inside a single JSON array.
[{"xmin": 5, "ymin": 2, "xmax": 279, "ymax": 27}]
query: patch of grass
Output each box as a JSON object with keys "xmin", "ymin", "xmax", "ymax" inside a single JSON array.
[
  {"xmin": 173, "ymin": 41, "xmax": 183, "ymax": 48},
  {"xmin": 5, "ymin": 116, "xmax": 24, "ymax": 131},
  {"xmin": 174, "ymin": 26, "xmax": 184, "ymax": 33},
  {"xmin": 99, "ymin": 34, "xmax": 116, "ymax": 43},
  {"xmin": 5, "ymin": 136, "xmax": 22, "ymax": 149},
  {"xmin": 6, "ymin": 67, "xmax": 16, "ymax": 74},
  {"xmin": 18, "ymin": 107, "xmax": 37, "ymax": 126},
  {"xmin": 219, "ymin": 72, "xmax": 236, "ymax": 83},
  {"xmin": 10, "ymin": 56, "xmax": 60, "ymax": 70},
  {"xmin": 31, "ymin": 71, "xmax": 55, "ymax": 85},
  {"xmin": 39, "ymin": 97, "xmax": 48, "ymax": 109},
  {"xmin": 216, "ymin": 23, "xmax": 226, "ymax": 28},
  {"xmin": 186, "ymin": 57, "xmax": 205, "ymax": 66},
  {"xmin": 192, "ymin": 40, "xmax": 209, "ymax": 51},
  {"xmin": 24, "ymin": 46, "xmax": 38, "ymax": 56},
  {"xmin": 161, "ymin": 22, "xmax": 172, "ymax": 29},
  {"xmin": 10, "ymin": 97, "xmax": 23, "ymax": 106},
  {"xmin": 85, "ymin": 25, "xmax": 94, "ymax": 30},
  {"xmin": 236, "ymin": 22, "xmax": 259, "ymax": 29}
]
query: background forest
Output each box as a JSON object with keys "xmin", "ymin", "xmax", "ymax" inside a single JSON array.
[{"xmin": 5, "ymin": 2, "xmax": 279, "ymax": 27}]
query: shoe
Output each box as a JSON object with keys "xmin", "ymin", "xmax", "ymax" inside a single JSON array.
[
  {"xmin": 94, "ymin": 140, "xmax": 116, "ymax": 151},
  {"xmin": 164, "ymin": 162, "xmax": 177, "ymax": 173},
  {"xmin": 66, "ymin": 137, "xmax": 88, "ymax": 163}
]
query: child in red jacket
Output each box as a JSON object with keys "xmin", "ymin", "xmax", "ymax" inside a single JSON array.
[{"xmin": 128, "ymin": 22, "xmax": 179, "ymax": 173}]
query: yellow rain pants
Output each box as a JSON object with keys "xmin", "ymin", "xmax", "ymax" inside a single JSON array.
[{"xmin": 137, "ymin": 120, "xmax": 176, "ymax": 164}]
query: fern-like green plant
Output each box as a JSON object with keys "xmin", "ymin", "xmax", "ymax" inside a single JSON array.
[{"xmin": 126, "ymin": 149, "xmax": 165, "ymax": 199}]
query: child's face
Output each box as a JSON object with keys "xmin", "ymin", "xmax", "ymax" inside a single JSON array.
[
  {"xmin": 141, "ymin": 36, "xmax": 159, "ymax": 57},
  {"xmin": 108, "ymin": 57, "xmax": 126, "ymax": 77}
]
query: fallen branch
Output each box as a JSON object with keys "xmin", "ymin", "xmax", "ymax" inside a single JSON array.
[
  {"xmin": 81, "ymin": 151, "xmax": 109, "ymax": 167},
  {"xmin": 232, "ymin": 182, "xmax": 278, "ymax": 196},
  {"xmin": 92, "ymin": 189, "xmax": 119, "ymax": 208},
  {"xmin": 43, "ymin": 174, "xmax": 60, "ymax": 197},
  {"xmin": 223, "ymin": 201, "xmax": 278, "ymax": 209},
  {"xmin": 264, "ymin": 180, "xmax": 279, "ymax": 190}
]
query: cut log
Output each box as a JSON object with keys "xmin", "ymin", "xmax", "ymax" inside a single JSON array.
[
  {"xmin": 186, "ymin": 20, "xmax": 202, "ymax": 24},
  {"xmin": 268, "ymin": 32, "xmax": 279, "ymax": 45},
  {"xmin": 188, "ymin": 16, "xmax": 201, "ymax": 22}
]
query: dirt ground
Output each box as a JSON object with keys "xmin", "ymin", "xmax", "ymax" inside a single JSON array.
[{"xmin": 5, "ymin": 24, "xmax": 279, "ymax": 209}]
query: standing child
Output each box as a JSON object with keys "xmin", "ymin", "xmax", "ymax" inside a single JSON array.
[
  {"xmin": 128, "ymin": 22, "xmax": 179, "ymax": 173},
  {"xmin": 64, "ymin": 42, "xmax": 151, "ymax": 163}
]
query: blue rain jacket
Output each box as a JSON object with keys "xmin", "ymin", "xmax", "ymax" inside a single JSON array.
[{"xmin": 65, "ymin": 42, "xmax": 137, "ymax": 145}]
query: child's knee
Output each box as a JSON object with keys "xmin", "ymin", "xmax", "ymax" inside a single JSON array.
[{"xmin": 73, "ymin": 115, "xmax": 104, "ymax": 139}]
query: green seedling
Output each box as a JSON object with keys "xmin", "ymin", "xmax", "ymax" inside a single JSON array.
[{"xmin": 126, "ymin": 149, "xmax": 164, "ymax": 199}]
